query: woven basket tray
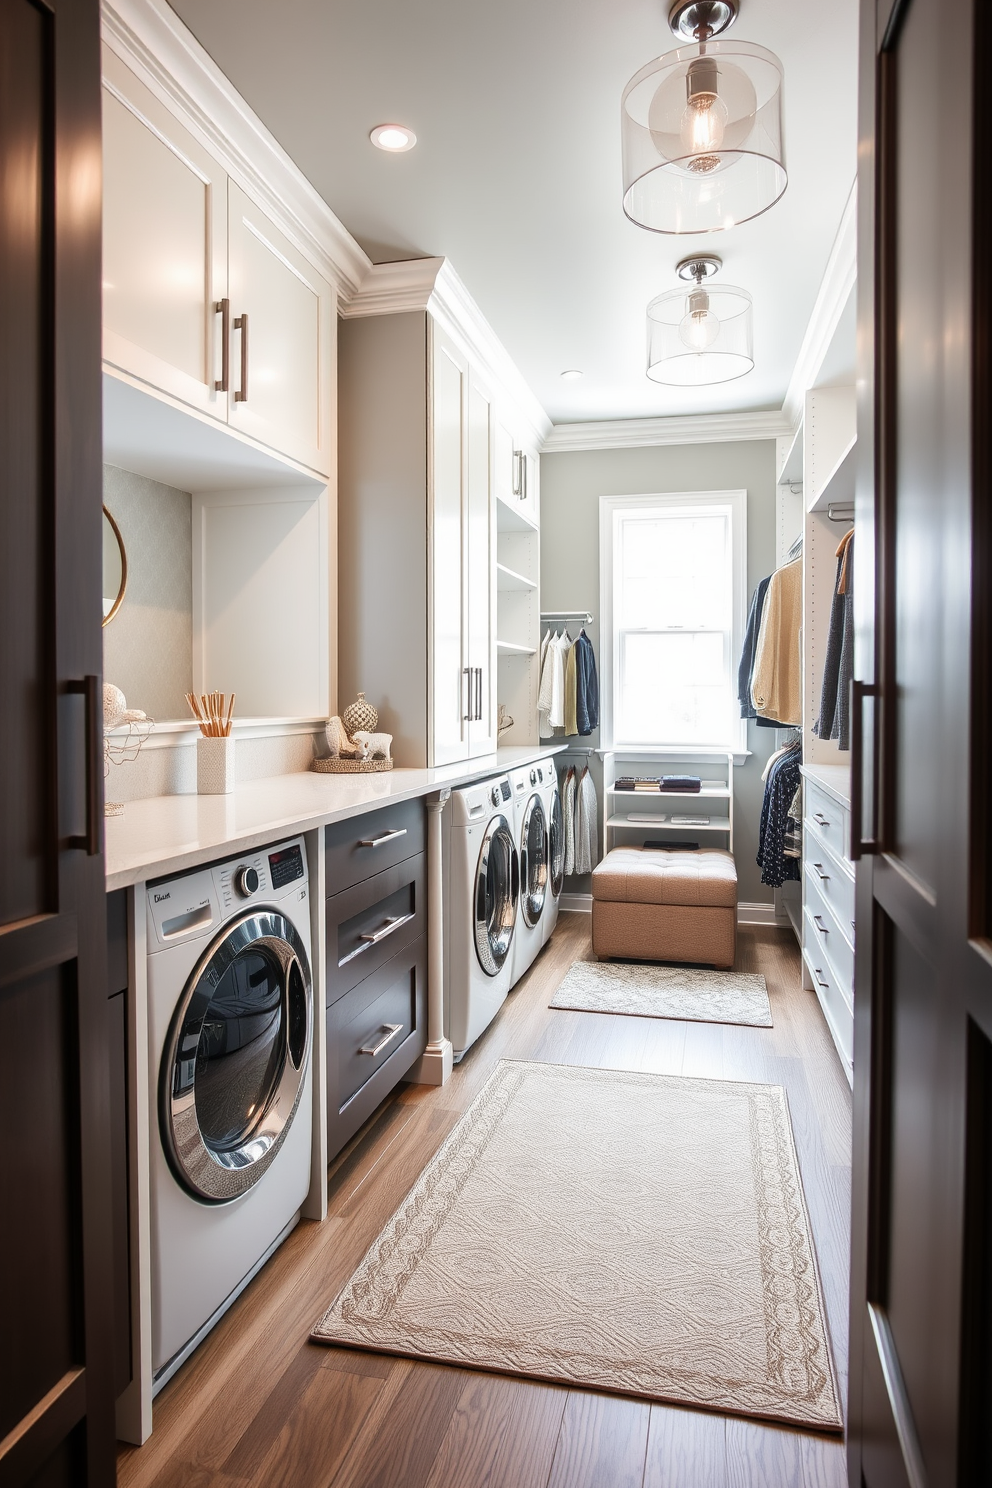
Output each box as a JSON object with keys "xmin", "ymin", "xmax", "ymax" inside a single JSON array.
[{"xmin": 311, "ymin": 756, "xmax": 394, "ymax": 774}]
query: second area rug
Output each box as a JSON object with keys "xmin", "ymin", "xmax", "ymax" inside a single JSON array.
[
  {"xmin": 312, "ymin": 1060, "xmax": 841, "ymax": 1431},
  {"xmin": 549, "ymin": 959, "xmax": 773, "ymax": 1027}
]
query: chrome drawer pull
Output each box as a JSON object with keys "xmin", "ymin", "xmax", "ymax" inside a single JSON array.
[
  {"xmin": 813, "ymin": 967, "xmax": 830, "ymax": 989},
  {"xmin": 813, "ymin": 915, "xmax": 829, "ymax": 935},
  {"xmin": 360, "ymin": 1023, "xmax": 403, "ymax": 1057},
  {"xmin": 358, "ymin": 827, "xmax": 408, "ymax": 849},
  {"xmin": 813, "ymin": 812, "xmax": 831, "ymax": 827},
  {"xmin": 338, "ymin": 911, "xmax": 416, "ymax": 966},
  {"xmin": 812, "ymin": 862, "xmax": 830, "ymax": 882}
]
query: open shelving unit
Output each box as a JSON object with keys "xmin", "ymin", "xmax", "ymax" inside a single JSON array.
[
  {"xmin": 495, "ymin": 492, "xmax": 540, "ymax": 745},
  {"xmin": 602, "ymin": 749, "xmax": 735, "ymax": 854}
]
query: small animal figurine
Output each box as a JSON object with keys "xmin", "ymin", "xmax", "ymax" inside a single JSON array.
[{"xmin": 352, "ymin": 730, "xmax": 393, "ymax": 762}]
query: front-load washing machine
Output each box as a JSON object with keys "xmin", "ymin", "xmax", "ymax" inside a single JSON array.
[
  {"xmin": 507, "ymin": 764, "xmax": 548, "ymax": 986},
  {"xmin": 146, "ymin": 836, "xmax": 313, "ymax": 1390},
  {"xmin": 542, "ymin": 759, "xmax": 565, "ymax": 946},
  {"xmin": 447, "ymin": 776, "xmax": 518, "ymax": 1060}
]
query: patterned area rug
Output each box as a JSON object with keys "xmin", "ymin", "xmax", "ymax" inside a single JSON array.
[
  {"xmin": 312, "ymin": 1060, "xmax": 841, "ymax": 1431},
  {"xmin": 549, "ymin": 960, "xmax": 772, "ymax": 1027}
]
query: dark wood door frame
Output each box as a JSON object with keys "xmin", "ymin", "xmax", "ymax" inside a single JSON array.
[{"xmin": 0, "ymin": 0, "xmax": 114, "ymax": 1482}]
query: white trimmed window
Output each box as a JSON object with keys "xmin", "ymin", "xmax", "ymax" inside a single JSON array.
[{"xmin": 599, "ymin": 491, "xmax": 747, "ymax": 753}]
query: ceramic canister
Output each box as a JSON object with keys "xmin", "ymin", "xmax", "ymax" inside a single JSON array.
[{"xmin": 197, "ymin": 735, "xmax": 235, "ymax": 794}]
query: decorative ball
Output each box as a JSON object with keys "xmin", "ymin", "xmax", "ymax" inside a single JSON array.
[
  {"xmin": 342, "ymin": 691, "xmax": 378, "ymax": 736},
  {"xmin": 103, "ymin": 683, "xmax": 127, "ymax": 730}
]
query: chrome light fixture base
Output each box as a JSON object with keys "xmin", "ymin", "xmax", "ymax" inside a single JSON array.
[
  {"xmin": 676, "ymin": 254, "xmax": 722, "ymax": 281},
  {"xmin": 668, "ymin": 0, "xmax": 738, "ymax": 41}
]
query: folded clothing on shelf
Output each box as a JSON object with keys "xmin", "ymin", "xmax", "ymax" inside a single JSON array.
[
  {"xmin": 615, "ymin": 777, "xmax": 661, "ymax": 792},
  {"xmin": 660, "ymin": 775, "xmax": 701, "ymax": 792}
]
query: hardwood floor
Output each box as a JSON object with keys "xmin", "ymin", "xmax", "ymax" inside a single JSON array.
[{"xmin": 118, "ymin": 914, "xmax": 852, "ymax": 1488}]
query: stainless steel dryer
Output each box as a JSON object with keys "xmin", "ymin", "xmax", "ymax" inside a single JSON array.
[{"xmin": 146, "ymin": 837, "xmax": 313, "ymax": 1390}]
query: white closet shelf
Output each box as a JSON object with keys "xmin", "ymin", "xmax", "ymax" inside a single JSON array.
[
  {"xmin": 496, "ymin": 562, "xmax": 536, "ymax": 592},
  {"xmin": 778, "ymin": 418, "xmax": 804, "ymax": 487},
  {"xmin": 808, "ymin": 433, "xmax": 856, "ymax": 514},
  {"xmin": 607, "ymin": 815, "xmax": 732, "ymax": 833},
  {"xmin": 496, "ymin": 639, "xmax": 536, "ymax": 656},
  {"xmin": 607, "ymin": 785, "xmax": 731, "ymax": 800},
  {"xmin": 495, "ymin": 493, "xmax": 539, "ymax": 534}
]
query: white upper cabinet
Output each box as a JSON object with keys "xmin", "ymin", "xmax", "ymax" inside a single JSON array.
[
  {"xmin": 102, "ymin": 47, "xmax": 227, "ymax": 420},
  {"xmin": 227, "ymin": 183, "xmax": 333, "ymax": 475},
  {"xmin": 494, "ymin": 407, "xmax": 539, "ymax": 528},
  {"xmin": 101, "ymin": 50, "xmax": 334, "ymax": 478}
]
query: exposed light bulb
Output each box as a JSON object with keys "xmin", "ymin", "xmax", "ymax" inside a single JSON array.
[
  {"xmin": 679, "ymin": 57, "xmax": 728, "ymax": 172},
  {"xmin": 678, "ymin": 288, "xmax": 720, "ymax": 352}
]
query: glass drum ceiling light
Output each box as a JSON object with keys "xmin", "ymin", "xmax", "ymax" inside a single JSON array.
[
  {"xmin": 621, "ymin": 0, "xmax": 786, "ymax": 234},
  {"xmin": 646, "ymin": 256, "xmax": 753, "ymax": 385}
]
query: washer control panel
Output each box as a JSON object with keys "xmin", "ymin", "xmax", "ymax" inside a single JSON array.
[{"xmin": 147, "ymin": 835, "xmax": 308, "ymax": 948}]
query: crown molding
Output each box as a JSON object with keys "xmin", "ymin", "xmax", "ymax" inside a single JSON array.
[
  {"xmin": 101, "ymin": 0, "xmax": 371, "ymax": 297},
  {"xmin": 782, "ymin": 178, "xmax": 857, "ymax": 426},
  {"xmin": 543, "ymin": 408, "xmax": 792, "ymax": 453},
  {"xmin": 342, "ymin": 257, "xmax": 553, "ymax": 446}
]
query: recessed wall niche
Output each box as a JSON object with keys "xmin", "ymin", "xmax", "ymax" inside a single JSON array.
[{"xmin": 102, "ymin": 463, "xmax": 193, "ymax": 720}]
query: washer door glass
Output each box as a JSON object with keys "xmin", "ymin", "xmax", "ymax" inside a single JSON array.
[
  {"xmin": 520, "ymin": 794, "xmax": 548, "ymax": 928},
  {"xmin": 549, "ymin": 787, "xmax": 565, "ymax": 897},
  {"xmin": 474, "ymin": 814, "xmax": 519, "ymax": 976},
  {"xmin": 163, "ymin": 910, "xmax": 312, "ymax": 1203}
]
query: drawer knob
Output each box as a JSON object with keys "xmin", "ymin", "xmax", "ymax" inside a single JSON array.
[
  {"xmin": 358, "ymin": 827, "xmax": 408, "ymax": 849},
  {"xmin": 360, "ymin": 1023, "xmax": 403, "ymax": 1058},
  {"xmin": 813, "ymin": 812, "xmax": 831, "ymax": 827}
]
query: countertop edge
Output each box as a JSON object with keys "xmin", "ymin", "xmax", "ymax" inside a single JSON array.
[{"xmin": 105, "ymin": 744, "xmax": 568, "ymax": 891}]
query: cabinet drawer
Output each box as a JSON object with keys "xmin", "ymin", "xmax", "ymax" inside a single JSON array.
[
  {"xmin": 326, "ymin": 854, "xmax": 425, "ymax": 1004},
  {"xmin": 803, "ymin": 927, "xmax": 854, "ymax": 1078},
  {"xmin": 804, "ymin": 837, "xmax": 855, "ymax": 931},
  {"xmin": 805, "ymin": 873, "xmax": 854, "ymax": 999},
  {"xmin": 326, "ymin": 796, "xmax": 425, "ymax": 892},
  {"xmin": 327, "ymin": 934, "xmax": 427, "ymax": 1160},
  {"xmin": 804, "ymin": 780, "xmax": 850, "ymax": 865}
]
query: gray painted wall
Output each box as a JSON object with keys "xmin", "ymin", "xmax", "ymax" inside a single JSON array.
[
  {"xmin": 102, "ymin": 463, "xmax": 192, "ymax": 721},
  {"xmin": 540, "ymin": 439, "xmax": 779, "ymax": 906}
]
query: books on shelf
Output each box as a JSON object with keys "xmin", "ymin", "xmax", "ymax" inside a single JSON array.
[
  {"xmin": 671, "ymin": 814, "xmax": 710, "ymax": 826},
  {"xmin": 614, "ymin": 774, "xmax": 702, "ymax": 793}
]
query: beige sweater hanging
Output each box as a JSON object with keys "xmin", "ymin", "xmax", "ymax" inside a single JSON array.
[{"xmin": 750, "ymin": 558, "xmax": 802, "ymax": 726}]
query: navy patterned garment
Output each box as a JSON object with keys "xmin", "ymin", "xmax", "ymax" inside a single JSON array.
[{"xmin": 757, "ymin": 744, "xmax": 802, "ymax": 886}]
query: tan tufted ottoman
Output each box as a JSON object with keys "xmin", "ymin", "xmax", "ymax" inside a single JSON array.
[{"xmin": 591, "ymin": 847, "xmax": 738, "ymax": 969}]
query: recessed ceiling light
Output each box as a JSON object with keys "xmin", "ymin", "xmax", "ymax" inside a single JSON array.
[
  {"xmin": 560, "ymin": 369, "xmax": 583, "ymax": 380},
  {"xmin": 370, "ymin": 123, "xmax": 417, "ymax": 153}
]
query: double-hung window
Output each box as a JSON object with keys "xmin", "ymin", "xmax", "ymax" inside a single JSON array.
[{"xmin": 600, "ymin": 491, "xmax": 747, "ymax": 753}]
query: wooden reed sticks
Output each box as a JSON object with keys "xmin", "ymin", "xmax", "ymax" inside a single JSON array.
[{"xmin": 186, "ymin": 691, "xmax": 236, "ymax": 738}]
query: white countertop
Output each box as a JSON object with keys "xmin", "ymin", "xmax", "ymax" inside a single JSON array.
[
  {"xmin": 105, "ymin": 744, "xmax": 565, "ymax": 890},
  {"xmin": 801, "ymin": 762, "xmax": 852, "ymax": 809}
]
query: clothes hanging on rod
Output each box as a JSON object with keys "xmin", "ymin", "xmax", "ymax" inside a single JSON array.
[
  {"xmin": 756, "ymin": 738, "xmax": 802, "ymax": 886},
  {"xmin": 814, "ymin": 529, "xmax": 854, "ymax": 751},
  {"xmin": 573, "ymin": 767, "xmax": 599, "ymax": 874},
  {"xmin": 562, "ymin": 765, "xmax": 577, "ymax": 875},
  {"xmin": 539, "ymin": 627, "xmax": 599, "ymax": 738},
  {"xmin": 738, "ymin": 575, "xmax": 771, "ymax": 720},
  {"xmin": 750, "ymin": 558, "xmax": 802, "ymax": 727}
]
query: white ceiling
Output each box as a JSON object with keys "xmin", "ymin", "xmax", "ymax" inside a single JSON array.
[{"xmin": 167, "ymin": 0, "xmax": 859, "ymax": 426}]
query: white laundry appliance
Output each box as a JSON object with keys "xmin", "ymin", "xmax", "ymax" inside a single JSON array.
[
  {"xmin": 447, "ymin": 776, "xmax": 518, "ymax": 1060},
  {"xmin": 541, "ymin": 758, "xmax": 565, "ymax": 946},
  {"xmin": 146, "ymin": 837, "xmax": 314, "ymax": 1391},
  {"xmin": 507, "ymin": 763, "xmax": 549, "ymax": 985}
]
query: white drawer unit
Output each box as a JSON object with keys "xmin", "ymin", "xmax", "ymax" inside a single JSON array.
[{"xmin": 800, "ymin": 765, "xmax": 854, "ymax": 1085}]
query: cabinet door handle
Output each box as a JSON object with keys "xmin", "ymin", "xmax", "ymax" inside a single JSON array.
[
  {"xmin": 338, "ymin": 911, "xmax": 416, "ymax": 967},
  {"xmin": 813, "ymin": 914, "xmax": 829, "ymax": 935},
  {"xmin": 234, "ymin": 312, "xmax": 249, "ymax": 402},
  {"xmin": 463, "ymin": 666, "xmax": 473, "ymax": 721},
  {"xmin": 851, "ymin": 678, "xmax": 881, "ymax": 859},
  {"xmin": 475, "ymin": 666, "xmax": 483, "ymax": 722},
  {"xmin": 215, "ymin": 298, "xmax": 230, "ymax": 392},
  {"xmin": 813, "ymin": 811, "xmax": 830, "ymax": 827},
  {"xmin": 813, "ymin": 967, "xmax": 830, "ymax": 990},
  {"xmin": 358, "ymin": 827, "xmax": 408, "ymax": 849},
  {"xmin": 359, "ymin": 1023, "xmax": 403, "ymax": 1057},
  {"xmin": 67, "ymin": 676, "xmax": 101, "ymax": 855},
  {"xmin": 811, "ymin": 862, "xmax": 830, "ymax": 882}
]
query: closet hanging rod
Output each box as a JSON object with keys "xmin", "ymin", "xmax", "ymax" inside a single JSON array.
[
  {"xmin": 541, "ymin": 609, "xmax": 594, "ymax": 624},
  {"xmin": 827, "ymin": 503, "xmax": 855, "ymax": 523}
]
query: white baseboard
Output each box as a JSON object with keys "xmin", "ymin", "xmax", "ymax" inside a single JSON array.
[
  {"xmin": 738, "ymin": 901, "xmax": 792, "ymax": 927},
  {"xmin": 559, "ymin": 893, "xmax": 593, "ymax": 913}
]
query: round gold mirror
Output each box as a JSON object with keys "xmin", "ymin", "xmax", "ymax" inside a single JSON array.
[{"xmin": 102, "ymin": 505, "xmax": 127, "ymax": 626}]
